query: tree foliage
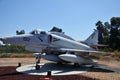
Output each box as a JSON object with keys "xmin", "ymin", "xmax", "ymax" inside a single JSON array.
[
  {"xmin": 96, "ymin": 17, "xmax": 120, "ymax": 50},
  {"xmin": 96, "ymin": 21, "xmax": 104, "ymax": 44},
  {"xmin": 109, "ymin": 17, "xmax": 120, "ymax": 50}
]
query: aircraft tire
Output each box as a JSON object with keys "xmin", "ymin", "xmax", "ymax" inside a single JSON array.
[
  {"xmin": 74, "ymin": 63, "xmax": 79, "ymax": 67},
  {"xmin": 35, "ymin": 65, "xmax": 40, "ymax": 70},
  {"xmin": 57, "ymin": 62, "xmax": 62, "ymax": 65}
]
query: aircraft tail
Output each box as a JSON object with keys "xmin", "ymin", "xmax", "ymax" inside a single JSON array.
[{"xmin": 84, "ymin": 29, "xmax": 98, "ymax": 46}]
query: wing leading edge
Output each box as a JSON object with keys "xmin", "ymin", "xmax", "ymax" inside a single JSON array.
[{"xmin": 52, "ymin": 47, "xmax": 105, "ymax": 54}]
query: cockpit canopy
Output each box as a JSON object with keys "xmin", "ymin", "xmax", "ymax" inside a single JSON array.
[{"xmin": 30, "ymin": 29, "xmax": 46, "ymax": 35}]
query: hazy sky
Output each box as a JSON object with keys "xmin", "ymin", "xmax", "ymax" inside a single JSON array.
[{"xmin": 0, "ymin": 0, "xmax": 120, "ymax": 40}]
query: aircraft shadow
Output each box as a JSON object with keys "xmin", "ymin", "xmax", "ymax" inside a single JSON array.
[
  {"xmin": 20, "ymin": 63, "xmax": 89, "ymax": 75},
  {"xmin": 17, "ymin": 62, "xmax": 119, "ymax": 75},
  {"xmin": 89, "ymin": 64, "xmax": 120, "ymax": 74}
]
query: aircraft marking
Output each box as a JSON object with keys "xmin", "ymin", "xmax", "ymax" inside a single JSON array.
[
  {"xmin": 52, "ymin": 38, "xmax": 60, "ymax": 42},
  {"xmin": 37, "ymin": 36, "xmax": 43, "ymax": 42},
  {"xmin": 23, "ymin": 37, "xmax": 30, "ymax": 41}
]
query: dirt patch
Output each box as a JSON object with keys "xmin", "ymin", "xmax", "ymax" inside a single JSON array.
[
  {"xmin": 0, "ymin": 58, "xmax": 49, "ymax": 66},
  {"xmin": 80, "ymin": 72, "xmax": 120, "ymax": 80},
  {"xmin": 98, "ymin": 55, "xmax": 120, "ymax": 69},
  {"xmin": 1, "ymin": 57, "xmax": 120, "ymax": 70}
]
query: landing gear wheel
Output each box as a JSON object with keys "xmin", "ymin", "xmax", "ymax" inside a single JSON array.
[
  {"xmin": 57, "ymin": 62, "xmax": 62, "ymax": 65},
  {"xmin": 74, "ymin": 63, "xmax": 79, "ymax": 67},
  {"xmin": 35, "ymin": 52, "xmax": 42, "ymax": 70},
  {"xmin": 35, "ymin": 65, "xmax": 40, "ymax": 70}
]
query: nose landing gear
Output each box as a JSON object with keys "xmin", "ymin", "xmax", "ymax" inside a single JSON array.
[
  {"xmin": 34, "ymin": 53, "xmax": 42, "ymax": 70},
  {"xmin": 35, "ymin": 64, "xmax": 40, "ymax": 70}
]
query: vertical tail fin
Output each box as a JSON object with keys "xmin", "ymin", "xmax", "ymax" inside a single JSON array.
[{"xmin": 84, "ymin": 29, "xmax": 98, "ymax": 46}]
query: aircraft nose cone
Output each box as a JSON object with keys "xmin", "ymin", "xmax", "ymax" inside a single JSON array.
[
  {"xmin": 0, "ymin": 37, "xmax": 15, "ymax": 44},
  {"xmin": 0, "ymin": 38, "xmax": 8, "ymax": 44}
]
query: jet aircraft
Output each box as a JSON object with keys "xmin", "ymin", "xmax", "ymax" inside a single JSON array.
[{"xmin": 0, "ymin": 29, "xmax": 104, "ymax": 70}]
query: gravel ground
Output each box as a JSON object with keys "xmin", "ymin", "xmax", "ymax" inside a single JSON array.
[
  {"xmin": 0, "ymin": 58, "xmax": 120, "ymax": 80},
  {"xmin": 80, "ymin": 72, "xmax": 120, "ymax": 80}
]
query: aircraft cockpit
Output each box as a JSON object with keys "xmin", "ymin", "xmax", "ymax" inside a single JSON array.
[{"xmin": 30, "ymin": 29, "xmax": 46, "ymax": 35}]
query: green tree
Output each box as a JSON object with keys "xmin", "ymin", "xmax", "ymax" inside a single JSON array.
[
  {"xmin": 103, "ymin": 22, "xmax": 111, "ymax": 44},
  {"xmin": 95, "ymin": 17, "xmax": 120, "ymax": 50},
  {"xmin": 109, "ymin": 17, "xmax": 120, "ymax": 50},
  {"xmin": 96, "ymin": 21, "xmax": 104, "ymax": 44}
]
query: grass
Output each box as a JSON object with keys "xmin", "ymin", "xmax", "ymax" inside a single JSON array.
[
  {"xmin": 0, "ymin": 53, "xmax": 33, "ymax": 58},
  {"xmin": 0, "ymin": 53, "xmax": 12, "ymax": 58},
  {"xmin": 113, "ymin": 50, "xmax": 120, "ymax": 57}
]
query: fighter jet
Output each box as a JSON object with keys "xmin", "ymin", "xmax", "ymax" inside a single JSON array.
[{"xmin": 0, "ymin": 29, "xmax": 104, "ymax": 70}]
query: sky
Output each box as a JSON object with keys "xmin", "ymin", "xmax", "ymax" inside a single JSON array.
[{"xmin": 0, "ymin": 0, "xmax": 120, "ymax": 41}]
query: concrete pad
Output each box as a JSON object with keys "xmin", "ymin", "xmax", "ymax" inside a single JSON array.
[{"xmin": 16, "ymin": 63, "xmax": 90, "ymax": 76}]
